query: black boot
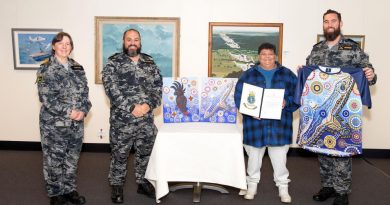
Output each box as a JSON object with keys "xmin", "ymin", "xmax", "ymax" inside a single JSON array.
[
  {"xmin": 313, "ymin": 187, "xmax": 336, "ymax": 201},
  {"xmin": 137, "ymin": 182, "xmax": 155, "ymax": 198},
  {"xmin": 333, "ymin": 194, "xmax": 348, "ymax": 205},
  {"xmin": 63, "ymin": 191, "xmax": 86, "ymax": 205},
  {"xmin": 50, "ymin": 195, "xmax": 69, "ymax": 205},
  {"xmin": 111, "ymin": 185, "xmax": 124, "ymax": 203}
]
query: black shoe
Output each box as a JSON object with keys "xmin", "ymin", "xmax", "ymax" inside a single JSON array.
[
  {"xmin": 111, "ymin": 185, "xmax": 124, "ymax": 204},
  {"xmin": 137, "ymin": 182, "xmax": 155, "ymax": 198},
  {"xmin": 63, "ymin": 191, "xmax": 86, "ymax": 205},
  {"xmin": 333, "ymin": 194, "xmax": 348, "ymax": 205},
  {"xmin": 313, "ymin": 187, "xmax": 336, "ymax": 201},
  {"xmin": 50, "ymin": 195, "xmax": 69, "ymax": 205}
]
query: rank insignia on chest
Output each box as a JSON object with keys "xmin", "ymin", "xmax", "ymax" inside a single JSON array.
[
  {"xmin": 36, "ymin": 74, "xmax": 44, "ymax": 84},
  {"xmin": 71, "ymin": 65, "xmax": 84, "ymax": 70},
  {"xmin": 339, "ymin": 45, "xmax": 353, "ymax": 50},
  {"xmin": 144, "ymin": 59, "xmax": 155, "ymax": 64}
]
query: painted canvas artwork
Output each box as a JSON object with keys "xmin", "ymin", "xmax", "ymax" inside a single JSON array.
[
  {"xmin": 199, "ymin": 78, "xmax": 237, "ymax": 123},
  {"xmin": 208, "ymin": 23, "xmax": 283, "ymax": 78},
  {"xmin": 95, "ymin": 17, "xmax": 180, "ymax": 83},
  {"xmin": 12, "ymin": 28, "xmax": 62, "ymax": 69},
  {"xmin": 101, "ymin": 24, "xmax": 175, "ymax": 77},
  {"xmin": 163, "ymin": 77, "xmax": 200, "ymax": 123},
  {"xmin": 17, "ymin": 34, "xmax": 53, "ymax": 63},
  {"xmin": 162, "ymin": 77, "xmax": 237, "ymax": 124}
]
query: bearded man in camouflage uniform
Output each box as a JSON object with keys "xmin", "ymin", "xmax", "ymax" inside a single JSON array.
[
  {"xmin": 306, "ymin": 10, "xmax": 377, "ymax": 205},
  {"xmin": 37, "ymin": 32, "xmax": 91, "ymax": 205},
  {"xmin": 102, "ymin": 28, "xmax": 162, "ymax": 203}
]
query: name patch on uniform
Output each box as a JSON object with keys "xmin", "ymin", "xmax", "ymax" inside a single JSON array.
[
  {"xmin": 36, "ymin": 74, "xmax": 44, "ymax": 84},
  {"xmin": 144, "ymin": 59, "xmax": 155, "ymax": 65},
  {"xmin": 339, "ymin": 45, "xmax": 353, "ymax": 50},
  {"xmin": 71, "ymin": 65, "xmax": 84, "ymax": 70}
]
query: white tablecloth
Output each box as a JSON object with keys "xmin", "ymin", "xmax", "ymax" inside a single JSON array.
[{"xmin": 145, "ymin": 123, "xmax": 247, "ymax": 202}]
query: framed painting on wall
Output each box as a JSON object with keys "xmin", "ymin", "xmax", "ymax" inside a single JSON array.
[
  {"xmin": 11, "ymin": 28, "xmax": 62, "ymax": 70},
  {"xmin": 95, "ymin": 16, "xmax": 180, "ymax": 84},
  {"xmin": 317, "ymin": 34, "xmax": 365, "ymax": 50},
  {"xmin": 208, "ymin": 22, "xmax": 283, "ymax": 78}
]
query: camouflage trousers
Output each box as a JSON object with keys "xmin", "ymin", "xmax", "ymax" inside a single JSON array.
[
  {"xmin": 108, "ymin": 119, "xmax": 157, "ymax": 186},
  {"xmin": 40, "ymin": 120, "xmax": 84, "ymax": 197},
  {"xmin": 318, "ymin": 154, "xmax": 352, "ymax": 194}
]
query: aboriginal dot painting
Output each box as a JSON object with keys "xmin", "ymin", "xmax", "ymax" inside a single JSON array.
[
  {"xmin": 297, "ymin": 69, "xmax": 363, "ymax": 157},
  {"xmin": 163, "ymin": 77, "xmax": 200, "ymax": 123},
  {"xmin": 162, "ymin": 77, "xmax": 237, "ymax": 123},
  {"xmin": 199, "ymin": 78, "xmax": 237, "ymax": 123}
]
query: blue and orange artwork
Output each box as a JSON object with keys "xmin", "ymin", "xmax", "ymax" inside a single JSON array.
[
  {"xmin": 17, "ymin": 33, "xmax": 55, "ymax": 64},
  {"xmin": 199, "ymin": 78, "xmax": 237, "ymax": 123},
  {"xmin": 163, "ymin": 77, "xmax": 200, "ymax": 123}
]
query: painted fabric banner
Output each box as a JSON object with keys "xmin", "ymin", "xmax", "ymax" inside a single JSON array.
[{"xmin": 295, "ymin": 66, "xmax": 372, "ymax": 157}]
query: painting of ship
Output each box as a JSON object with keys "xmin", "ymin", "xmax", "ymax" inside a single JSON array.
[
  {"xmin": 12, "ymin": 28, "xmax": 60, "ymax": 69},
  {"xmin": 28, "ymin": 36, "xmax": 51, "ymax": 62}
]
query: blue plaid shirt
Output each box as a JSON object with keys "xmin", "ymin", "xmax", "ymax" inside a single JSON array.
[{"xmin": 234, "ymin": 63, "xmax": 299, "ymax": 147}]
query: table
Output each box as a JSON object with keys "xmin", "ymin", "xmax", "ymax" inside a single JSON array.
[{"xmin": 145, "ymin": 123, "xmax": 247, "ymax": 203}]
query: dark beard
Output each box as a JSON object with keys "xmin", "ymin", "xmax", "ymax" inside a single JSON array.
[
  {"xmin": 323, "ymin": 26, "xmax": 341, "ymax": 41},
  {"xmin": 122, "ymin": 44, "xmax": 142, "ymax": 57}
]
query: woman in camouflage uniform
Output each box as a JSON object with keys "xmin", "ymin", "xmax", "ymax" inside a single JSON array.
[{"xmin": 37, "ymin": 32, "xmax": 91, "ymax": 205}]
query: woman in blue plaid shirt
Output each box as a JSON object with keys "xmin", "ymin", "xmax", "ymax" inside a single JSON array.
[{"xmin": 234, "ymin": 43, "xmax": 299, "ymax": 203}]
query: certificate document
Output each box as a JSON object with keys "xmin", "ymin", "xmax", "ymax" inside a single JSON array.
[{"xmin": 239, "ymin": 83, "xmax": 285, "ymax": 120}]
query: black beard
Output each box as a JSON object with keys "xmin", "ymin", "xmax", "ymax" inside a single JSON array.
[
  {"xmin": 122, "ymin": 44, "xmax": 141, "ymax": 57},
  {"xmin": 127, "ymin": 49, "xmax": 139, "ymax": 57},
  {"xmin": 323, "ymin": 26, "xmax": 341, "ymax": 41}
]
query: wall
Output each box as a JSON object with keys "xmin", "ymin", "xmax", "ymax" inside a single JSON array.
[{"xmin": 0, "ymin": 0, "xmax": 389, "ymax": 149}]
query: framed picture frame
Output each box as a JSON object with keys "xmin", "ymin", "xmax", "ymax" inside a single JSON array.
[
  {"xmin": 95, "ymin": 16, "xmax": 180, "ymax": 84},
  {"xmin": 317, "ymin": 34, "xmax": 365, "ymax": 50},
  {"xmin": 208, "ymin": 22, "xmax": 283, "ymax": 78},
  {"xmin": 11, "ymin": 28, "xmax": 62, "ymax": 70}
]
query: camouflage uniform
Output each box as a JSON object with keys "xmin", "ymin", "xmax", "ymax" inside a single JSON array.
[
  {"xmin": 37, "ymin": 56, "xmax": 92, "ymax": 197},
  {"xmin": 306, "ymin": 35, "xmax": 376, "ymax": 194},
  {"xmin": 102, "ymin": 52, "xmax": 162, "ymax": 186},
  {"xmin": 307, "ymin": 35, "xmax": 377, "ymax": 84}
]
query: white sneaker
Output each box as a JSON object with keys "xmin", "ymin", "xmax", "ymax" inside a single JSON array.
[
  {"xmin": 244, "ymin": 193, "xmax": 255, "ymax": 200},
  {"xmin": 238, "ymin": 189, "xmax": 247, "ymax": 195},
  {"xmin": 243, "ymin": 183, "xmax": 257, "ymax": 200},
  {"xmin": 279, "ymin": 186, "xmax": 292, "ymax": 203}
]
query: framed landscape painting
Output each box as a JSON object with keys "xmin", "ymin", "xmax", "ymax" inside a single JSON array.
[
  {"xmin": 12, "ymin": 28, "xmax": 62, "ymax": 70},
  {"xmin": 208, "ymin": 22, "xmax": 283, "ymax": 78},
  {"xmin": 95, "ymin": 16, "xmax": 180, "ymax": 84}
]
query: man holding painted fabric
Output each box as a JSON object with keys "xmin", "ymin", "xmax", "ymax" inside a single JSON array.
[{"xmin": 300, "ymin": 9, "xmax": 376, "ymax": 205}]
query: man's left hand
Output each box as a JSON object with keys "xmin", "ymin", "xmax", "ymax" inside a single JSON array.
[
  {"xmin": 363, "ymin": 67, "xmax": 376, "ymax": 82},
  {"xmin": 141, "ymin": 103, "xmax": 150, "ymax": 114}
]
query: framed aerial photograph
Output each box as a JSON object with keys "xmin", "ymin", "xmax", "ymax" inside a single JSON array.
[
  {"xmin": 208, "ymin": 22, "xmax": 283, "ymax": 78},
  {"xmin": 317, "ymin": 34, "xmax": 365, "ymax": 50},
  {"xmin": 11, "ymin": 28, "xmax": 62, "ymax": 70},
  {"xmin": 95, "ymin": 16, "xmax": 180, "ymax": 84}
]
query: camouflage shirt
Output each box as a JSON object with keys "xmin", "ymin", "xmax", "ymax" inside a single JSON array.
[
  {"xmin": 37, "ymin": 56, "xmax": 92, "ymax": 122},
  {"xmin": 102, "ymin": 52, "xmax": 162, "ymax": 123},
  {"xmin": 306, "ymin": 35, "xmax": 376, "ymax": 85}
]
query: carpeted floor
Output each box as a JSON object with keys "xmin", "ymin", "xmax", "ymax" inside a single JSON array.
[{"xmin": 0, "ymin": 150, "xmax": 389, "ymax": 205}]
